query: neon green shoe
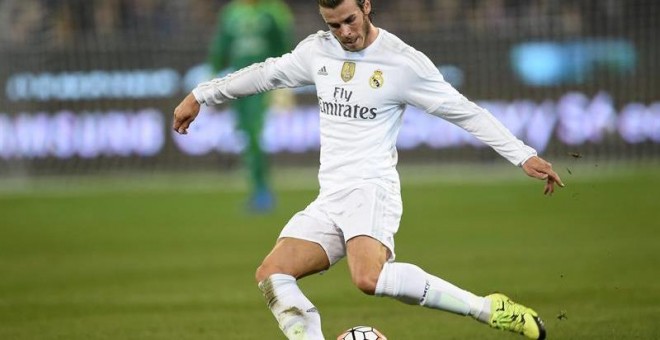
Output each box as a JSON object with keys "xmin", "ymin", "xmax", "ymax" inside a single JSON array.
[{"xmin": 486, "ymin": 293, "xmax": 546, "ymax": 339}]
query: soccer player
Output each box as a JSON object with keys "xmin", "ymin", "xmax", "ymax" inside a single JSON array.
[
  {"xmin": 173, "ymin": 0, "xmax": 563, "ymax": 338},
  {"xmin": 208, "ymin": 0, "xmax": 293, "ymax": 212}
]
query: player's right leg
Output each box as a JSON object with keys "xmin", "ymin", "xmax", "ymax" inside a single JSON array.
[{"xmin": 256, "ymin": 237, "xmax": 329, "ymax": 340}]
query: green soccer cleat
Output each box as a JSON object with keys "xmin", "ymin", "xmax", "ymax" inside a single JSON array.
[{"xmin": 486, "ymin": 293, "xmax": 546, "ymax": 339}]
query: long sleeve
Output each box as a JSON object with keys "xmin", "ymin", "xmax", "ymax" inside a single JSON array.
[
  {"xmin": 192, "ymin": 36, "xmax": 315, "ymax": 106},
  {"xmin": 402, "ymin": 52, "xmax": 536, "ymax": 166}
]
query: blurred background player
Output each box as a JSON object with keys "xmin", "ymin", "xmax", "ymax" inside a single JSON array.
[{"xmin": 208, "ymin": 0, "xmax": 294, "ymax": 212}]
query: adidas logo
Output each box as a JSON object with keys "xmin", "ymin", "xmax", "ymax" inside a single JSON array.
[{"xmin": 317, "ymin": 66, "xmax": 328, "ymax": 76}]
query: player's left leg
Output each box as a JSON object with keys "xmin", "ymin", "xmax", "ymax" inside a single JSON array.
[
  {"xmin": 374, "ymin": 260, "xmax": 547, "ymax": 338},
  {"xmin": 344, "ymin": 235, "xmax": 389, "ymax": 295},
  {"xmin": 346, "ymin": 235, "xmax": 488, "ymax": 319},
  {"xmin": 347, "ymin": 236, "xmax": 545, "ymax": 339},
  {"xmin": 340, "ymin": 184, "xmax": 545, "ymax": 339}
]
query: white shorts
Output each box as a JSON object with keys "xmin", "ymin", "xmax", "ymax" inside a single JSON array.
[{"xmin": 279, "ymin": 182, "xmax": 402, "ymax": 266}]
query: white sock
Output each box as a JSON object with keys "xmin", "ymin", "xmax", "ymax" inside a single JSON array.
[
  {"xmin": 375, "ymin": 262, "xmax": 491, "ymax": 323},
  {"xmin": 258, "ymin": 274, "xmax": 324, "ymax": 340}
]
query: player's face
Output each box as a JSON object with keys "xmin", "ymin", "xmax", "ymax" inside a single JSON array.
[{"xmin": 320, "ymin": 0, "xmax": 374, "ymax": 52}]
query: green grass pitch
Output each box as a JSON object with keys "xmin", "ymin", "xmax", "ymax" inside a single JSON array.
[{"xmin": 1, "ymin": 164, "xmax": 659, "ymax": 339}]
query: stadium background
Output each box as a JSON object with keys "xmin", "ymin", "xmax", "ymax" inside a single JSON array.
[
  {"xmin": 1, "ymin": 1, "xmax": 659, "ymax": 339},
  {"xmin": 0, "ymin": 0, "xmax": 658, "ymax": 175}
]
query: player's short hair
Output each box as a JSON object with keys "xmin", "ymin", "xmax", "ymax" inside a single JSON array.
[{"xmin": 318, "ymin": 0, "xmax": 374, "ymax": 21}]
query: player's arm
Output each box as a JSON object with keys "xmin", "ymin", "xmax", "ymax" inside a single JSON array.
[
  {"xmin": 172, "ymin": 93, "xmax": 200, "ymax": 135},
  {"xmin": 521, "ymin": 155, "xmax": 564, "ymax": 195},
  {"xmin": 402, "ymin": 52, "xmax": 564, "ymax": 194},
  {"xmin": 193, "ymin": 35, "xmax": 314, "ymax": 106},
  {"xmin": 173, "ymin": 37, "xmax": 315, "ymax": 134}
]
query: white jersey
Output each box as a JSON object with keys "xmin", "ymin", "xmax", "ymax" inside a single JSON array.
[{"xmin": 193, "ymin": 29, "xmax": 537, "ymax": 194}]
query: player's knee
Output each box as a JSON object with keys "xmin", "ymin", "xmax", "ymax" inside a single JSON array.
[
  {"xmin": 351, "ymin": 273, "xmax": 379, "ymax": 295},
  {"xmin": 255, "ymin": 262, "xmax": 280, "ymax": 284}
]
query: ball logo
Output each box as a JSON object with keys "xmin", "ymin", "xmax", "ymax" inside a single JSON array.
[{"xmin": 369, "ymin": 70, "xmax": 384, "ymax": 89}]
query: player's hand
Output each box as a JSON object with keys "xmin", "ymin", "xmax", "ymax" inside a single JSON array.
[
  {"xmin": 522, "ymin": 156, "xmax": 565, "ymax": 195},
  {"xmin": 173, "ymin": 93, "xmax": 201, "ymax": 135}
]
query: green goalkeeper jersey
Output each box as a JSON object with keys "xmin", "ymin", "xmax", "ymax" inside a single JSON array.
[{"xmin": 209, "ymin": 0, "xmax": 293, "ymax": 74}]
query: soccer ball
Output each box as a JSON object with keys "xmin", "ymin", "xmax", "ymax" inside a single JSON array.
[{"xmin": 337, "ymin": 326, "xmax": 387, "ymax": 340}]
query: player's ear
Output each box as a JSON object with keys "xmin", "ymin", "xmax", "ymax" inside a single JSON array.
[{"xmin": 363, "ymin": 0, "xmax": 371, "ymax": 16}]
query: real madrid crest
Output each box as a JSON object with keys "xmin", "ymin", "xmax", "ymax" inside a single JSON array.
[
  {"xmin": 369, "ymin": 70, "xmax": 384, "ymax": 89},
  {"xmin": 341, "ymin": 62, "xmax": 356, "ymax": 82}
]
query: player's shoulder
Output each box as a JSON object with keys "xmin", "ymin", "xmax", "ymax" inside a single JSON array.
[
  {"xmin": 296, "ymin": 30, "xmax": 334, "ymax": 48},
  {"xmin": 379, "ymin": 29, "xmax": 438, "ymax": 76},
  {"xmin": 291, "ymin": 30, "xmax": 335, "ymax": 57}
]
